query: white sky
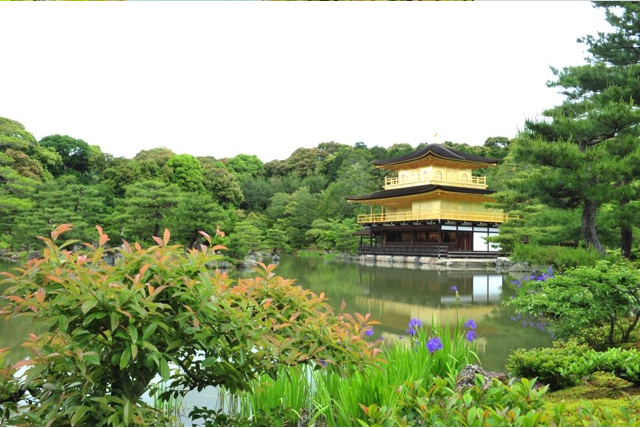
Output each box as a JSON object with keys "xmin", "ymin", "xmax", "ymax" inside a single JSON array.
[{"xmin": 1, "ymin": 2, "xmax": 612, "ymax": 163}]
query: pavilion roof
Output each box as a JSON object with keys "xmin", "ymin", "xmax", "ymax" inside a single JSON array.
[
  {"xmin": 345, "ymin": 184, "xmax": 494, "ymax": 202},
  {"xmin": 373, "ymin": 144, "xmax": 500, "ymax": 168}
]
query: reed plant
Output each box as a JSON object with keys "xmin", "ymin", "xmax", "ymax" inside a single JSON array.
[
  {"xmin": 149, "ymin": 381, "xmax": 186, "ymax": 425},
  {"xmin": 312, "ymin": 316, "xmax": 479, "ymax": 426},
  {"xmin": 236, "ymin": 365, "xmax": 314, "ymax": 426},
  {"xmin": 207, "ymin": 316, "xmax": 480, "ymax": 426}
]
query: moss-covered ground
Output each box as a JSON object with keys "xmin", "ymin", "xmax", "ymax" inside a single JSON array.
[{"xmin": 543, "ymin": 372, "xmax": 640, "ymax": 426}]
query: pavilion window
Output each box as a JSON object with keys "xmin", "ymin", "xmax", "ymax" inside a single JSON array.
[{"xmin": 443, "ymin": 231, "xmax": 458, "ymax": 243}]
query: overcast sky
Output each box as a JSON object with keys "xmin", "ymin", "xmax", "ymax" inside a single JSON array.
[{"xmin": 1, "ymin": 2, "xmax": 613, "ymax": 163}]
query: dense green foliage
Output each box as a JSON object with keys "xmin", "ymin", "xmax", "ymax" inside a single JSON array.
[
  {"xmin": 508, "ymin": 340, "xmax": 640, "ymax": 391},
  {"xmin": 507, "ymin": 340, "xmax": 595, "ymax": 391},
  {"xmin": 0, "ymin": 115, "xmax": 525, "ymax": 260},
  {"xmin": 0, "ymin": 225, "xmax": 381, "ymax": 426},
  {"xmin": 509, "ymin": 243, "xmax": 610, "ymax": 269},
  {"xmin": 190, "ymin": 320, "xmax": 640, "ymax": 427},
  {"xmin": 491, "ymin": 2, "xmax": 640, "ymax": 258},
  {"xmin": 3, "ymin": 111, "xmax": 634, "ymax": 261},
  {"xmin": 190, "ymin": 318, "xmax": 528, "ymax": 427},
  {"xmin": 507, "ymin": 261, "xmax": 640, "ymax": 349}
]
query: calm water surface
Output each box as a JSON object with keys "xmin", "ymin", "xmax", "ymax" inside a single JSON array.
[
  {"xmin": 0, "ymin": 257, "xmax": 551, "ymax": 371},
  {"xmin": 268, "ymin": 256, "xmax": 552, "ymax": 372}
]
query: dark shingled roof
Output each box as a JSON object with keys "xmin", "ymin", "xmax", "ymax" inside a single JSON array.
[
  {"xmin": 374, "ymin": 144, "xmax": 501, "ymax": 167},
  {"xmin": 345, "ymin": 185, "xmax": 495, "ymax": 202}
]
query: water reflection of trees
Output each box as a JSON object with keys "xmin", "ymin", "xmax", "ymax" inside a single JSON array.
[{"xmin": 267, "ymin": 257, "xmax": 554, "ymax": 372}]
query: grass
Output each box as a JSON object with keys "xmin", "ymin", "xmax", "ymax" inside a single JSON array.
[
  {"xmin": 297, "ymin": 250, "xmax": 325, "ymax": 257},
  {"xmin": 149, "ymin": 381, "xmax": 186, "ymax": 425},
  {"xmin": 215, "ymin": 316, "xmax": 479, "ymax": 426},
  {"xmin": 543, "ymin": 372, "xmax": 640, "ymax": 426},
  {"xmin": 510, "ymin": 243, "xmax": 608, "ymax": 268}
]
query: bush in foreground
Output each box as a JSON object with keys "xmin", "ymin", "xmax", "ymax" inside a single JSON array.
[{"xmin": 0, "ymin": 224, "xmax": 381, "ymax": 426}]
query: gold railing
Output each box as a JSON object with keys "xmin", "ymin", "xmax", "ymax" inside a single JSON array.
[
  {"xmin": 384, "ymin": 174, "xmax": 487, "ymax": 190},
  {"xmin": 357, "ymin": 209, "xmax": 514, "ymax": 224}
]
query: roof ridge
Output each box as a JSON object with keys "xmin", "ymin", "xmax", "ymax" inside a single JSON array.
[{"xmin": 437, "ymin": 145, "xmax": 466, "ymax": 160}]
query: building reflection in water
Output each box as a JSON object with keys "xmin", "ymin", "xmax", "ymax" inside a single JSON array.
[{"xmin": 351, "ymin": 261, "xmax": 544, "ymax": 370}]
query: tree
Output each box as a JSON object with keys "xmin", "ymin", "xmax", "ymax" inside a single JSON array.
[
  {"xmin": 512, "ymin": 2, "xmax": 640, "ymax": 256},
  {"xmin": 0, "ymin": 117, "xmax": 37, "ymax": 151},
  {"xmin": 281, "ymin": 187, "xmax": 320, "ymax": 249},
  {"xmin": 305, "ymin": 218, "xmax": 360, "ymax": 253},
  {"xmin": 239, "ymin": 177, "xmax": 275, "ymax": 212},
  {"xmin": 266, "ymin": 192, "xmax": 291, "ymax": 221},
  {"xmin": 317, "ymin": 144, "xmax": 355, "ymax": 183},
  {"xmin": 386, "ymin": 143, "xmax": 414, "ymax": 159},
  {"xmin": 0, "ymin": 225, "xmax": 381, "ymax": 426},
  {"xmin": 284, "ymin": 147, "xmax": 325, "ymax": 179},
  {"xmin": 100, "ymin": 156, "xmax": 140, "ymax": 198},
  {"xmin": 120, "ymin": 180, "xmax": 182, "ymax": 241},
  {"xmin": 225, "ymin": 154, "xmax": 264, "ymax": 178},
  {"xmin": 0, "ymin": 119, "xmax": 62, "ymax": 182},
  {"xmin": 0, "ymin": 152, "xmax": 37, "ymax": 249},
  {"xmin": 263, "ymin": 159, "xmax": 289, "ymax": 179},
  {"xmin": 227, "ymin": 219, "xmax": 268, "ymax": 259},
  {"xmin": 12, "ymin": 176, "xmax": 110, "ymax": 249},
  {"xmin": 580, "ymin": 2, "xmax": 640, "ymax": 67},
  {"xmin": 507, "ymin": 261, "xmax": 640, "ymax": 349},
  {"xmin": 482, "ymin": 137, "xmax": 512, "ymax": 160},
  {"xmin": 264, "ymin": 222, "xmax": 292, "ymax": 255},
  {"xmin": 39, "ymin": 134, "xmax": 92, "ymax": 177},
  {"xmin": 572, "ymin": 1, "xmax": 640, "ymax": 258},
  {"xmin": 320, "ymin": 152, "xmax": 379, "ymax": 219},
  {"xmin": 133, "ymin": 147, "xmax": 175, "ymax": 182},
  {"xmin": 167, "ymin": 154, "xmax": 205, "ymax": 193},
  {"xmin": 1, "ymin": 149, "xmax": 46, "ymax": 182},
  {"xmin": 198, "ymin": 157, "xmax": 244, "ymax": 208},
  {"xmin": 168, "ymin": 192, "xmax": 230, "ymax": 248}
]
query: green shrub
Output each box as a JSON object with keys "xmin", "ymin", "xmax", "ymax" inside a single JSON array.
[
  {"xmin": 0, "ymin": 224, "xmax": 381, "ymax": 426},
  {"xmin": 297, "ymin": 250, "xmax": 324, "ymax": 257},
  {"xmin": 508, "ymin": 342, "xmax": 640, "ymax": 391},
  {"xmin": 594, "ymin": 347, "xmax": 640, "ymax": 385},
  {"xmin": 506, "ymin": 340, "xmax": 595, "ymax": 390},
  {"xmin": 510, "ymin": 243, "xmax": 607, "ymax": 269},
  {"xmin": 506, "ymin": 261, "xmax": 640, "ymax": 349},
  {"xmin": 396, "ymin": 375, "xmax": 551, "ymax": 427}
]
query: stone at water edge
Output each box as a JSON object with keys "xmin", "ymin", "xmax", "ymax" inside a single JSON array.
[{"xmin": 455, "ymin": 364, "xmax": 508, "ymax": 391}]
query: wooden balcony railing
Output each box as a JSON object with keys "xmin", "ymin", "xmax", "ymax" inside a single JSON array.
[
  {"xmin": 384, "ymin": 174, "xmax": 487, "ymax": 190},
  {"xmin": 357, "ymin": 209, "xmax": 515, "ymax": 224}
]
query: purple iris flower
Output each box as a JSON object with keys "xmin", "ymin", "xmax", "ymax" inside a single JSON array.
[
  {"xmin": 449, "ymin": 285, "xmax": 458, "ymax": 292},
  {"xmin": 464, "ymin": 319, "xmax": 477, "ymax": 330},
  {"xmin": 466, "ymin": 330, "xmax": 477, "ymax": 342},
  {"xmin": 427, "ymin": 337, "xmax": 443, "ymax": 354},
  {"xmin": 407, "ymin": 318, "xmax": 422, "ymax": 336},
  {"xmin": 365, "ymin": 328, "xmax": 374, "ymax": 337}
]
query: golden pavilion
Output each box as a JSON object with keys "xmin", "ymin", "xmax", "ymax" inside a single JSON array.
[{"xmin": 346, "ymin": 144, "xmax": 511, "ymax": 257}]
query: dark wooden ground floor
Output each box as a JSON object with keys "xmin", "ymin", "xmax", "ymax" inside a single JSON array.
[{"xmin": 356, "ymin": 221, "xmax": 502, "ymax": 257}]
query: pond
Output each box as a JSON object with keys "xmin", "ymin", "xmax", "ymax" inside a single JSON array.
[
  {"xmin": 0, "ymin": 256, "xmax": 552, "ymax": 425},
  {"xmin": 267, "ymin": 256, "xmax": 552, "ymax": 372}
]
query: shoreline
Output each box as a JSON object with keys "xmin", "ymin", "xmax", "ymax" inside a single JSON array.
[{"xmin": 337, "ymin": 253, "xmax": 533, "ymax": 273}]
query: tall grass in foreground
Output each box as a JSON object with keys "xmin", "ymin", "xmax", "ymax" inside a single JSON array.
[
  {"xmin": 312, "ymin": 315, "xmax": 479, "ymax": 426},
  {"xmin": 149, "ymin": 381, "xmax": 186, "ymax": 425},
  {"xmin": 204, "ymin": 317, "xmax": 479, "ymax": 427}
]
